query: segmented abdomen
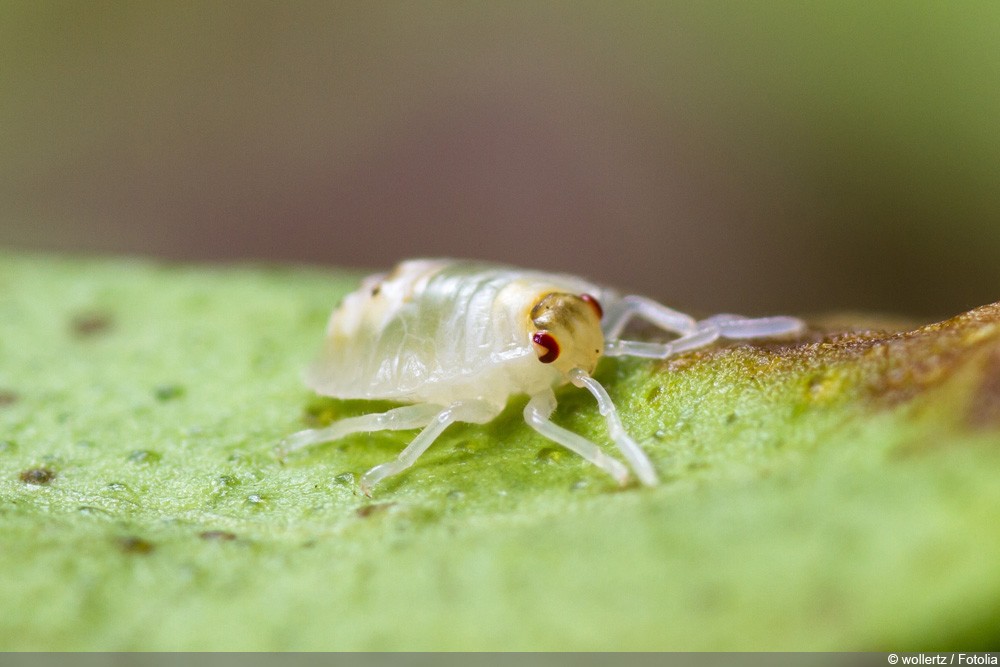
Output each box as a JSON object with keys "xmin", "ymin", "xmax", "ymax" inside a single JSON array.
[{"xmin": 307, "ymin": 260, "xmax": 600, "ymax": 404}]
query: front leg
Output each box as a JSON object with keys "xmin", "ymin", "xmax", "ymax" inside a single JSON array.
[
  {"xmin": 696, "ymin": 313, "xmax": 806, "ymax": 339},
  {"xmin": 603, "ymin": 297, "xmax": 804, "ymax": 359},
  {"xmin": 602, "ymin": 294, "xmax": 698, "ymax": 341},
  {"xmin": 523, "ymin": 389, "xmax": 631, "ymax": 486}
]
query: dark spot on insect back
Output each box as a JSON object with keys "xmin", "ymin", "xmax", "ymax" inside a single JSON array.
[
  {"xmin": 116, "ymin": 536, "xmax": 155, "ymax": 554},
  {"xmin": 0, "ymin": 389, "xmax": 18, "ymax": 407},
  {"xmin": 20, "ymin": 468, "xmax": 56, "ymax": 485},
  {"xmin": 71, "ymin": 311, "xmax": 114, "ymax": 338}
]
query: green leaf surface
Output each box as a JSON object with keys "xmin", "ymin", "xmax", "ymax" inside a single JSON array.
[{"xmin": 1, "ymin": 253, "xmax": 998, "ymax": 650}]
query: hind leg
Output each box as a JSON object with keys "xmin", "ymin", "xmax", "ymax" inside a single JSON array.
[
  {"xmin": 359, "ymin": 400, "xmax": 498, "ymax": 496},
  {"xmin": 277, "ymin": 403, "xmax": 445, "ymax": 457}
]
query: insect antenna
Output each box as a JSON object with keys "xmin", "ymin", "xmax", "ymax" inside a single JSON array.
[{"xmin": 568, "ymin": 368, "xmax": 659, "ymax": 486}]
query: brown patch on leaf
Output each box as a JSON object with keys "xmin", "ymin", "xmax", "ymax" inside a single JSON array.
[
  {"xmin": 0, "ymin": 389, "xmax": 18, "ymax": 406},
  {"xmin": 669, "ymin": 302, "xmax": 1000, "ymax": 411},
  {"xmin": 744, "ymin": 303, "xmax": 1000, "ymax": 408},
  {"xmin": 861, "ymin": 304, "xmax": 1000, "ymax": 406},
  {"xmin": 965, "ymin": 348, "xmax": 1000, "ymax": 430}
]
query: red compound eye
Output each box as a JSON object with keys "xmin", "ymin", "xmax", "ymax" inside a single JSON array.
[
  {"xmin": 532, "ymin": 331, "xmax": 560, "ymax": 364},
  {"xmin": 580, "ymin": 293, "xmax": 603, "ymax": 319}
]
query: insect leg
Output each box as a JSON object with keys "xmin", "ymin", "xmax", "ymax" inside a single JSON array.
[
  {"xmin": 360, "ymin": 400, "xmax": 497, "ymax": 496},
  {"xmin": 640, "ymin": 313, "xmax": 804, "ymax": 356},
  {"xmin": 697, "ymin": 313, "xmax": 806, "ymax": 339},
  {"xmin": 568, "ymin": 369, "xmax": 659, "ymax": 486},
  {"xmin": 603, "ymin": 320, "xmax": 720, "ymax": 359},
  {"xmin": 602, "ymin": 295, "xmax": 698, "ymax": 341},
  {"xmin": 523, "ymin": 389, "xmax": 630, "ymax": 486},
  {"xmin": 604, "ymin": 299, "xmax": 805, "ymax": 359},
  {"xmin": 277, "ymin": 403, "xmax": 445, "ymax": 457}
]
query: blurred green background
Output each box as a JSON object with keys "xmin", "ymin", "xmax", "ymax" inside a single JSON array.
[{"xmin": 2, "ymin": 1, "xmax": 998, "ymax": 316}]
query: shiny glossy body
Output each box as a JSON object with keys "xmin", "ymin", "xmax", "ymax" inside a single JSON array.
[
  {"xmin": 306, "ymin": 259, "xmax": 610, "ymax": 410},
  {"xmin": 282, "ymin": 259, "xmax": 806, "ymax": 495}
]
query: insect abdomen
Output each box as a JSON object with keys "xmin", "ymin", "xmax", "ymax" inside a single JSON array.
[{"xmin": 307, "ymin": 262, "xmax": 546, "ymax": 404}]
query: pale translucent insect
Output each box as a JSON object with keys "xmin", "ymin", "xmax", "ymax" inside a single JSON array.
[{"xmin": 280, "ymin": 259, "xmax": 804, "ymax": 495}]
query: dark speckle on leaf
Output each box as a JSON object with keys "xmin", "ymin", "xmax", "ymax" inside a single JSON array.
[
  {"xmin": 199, "ymin": 530, "xmax": 237, "ymax": 541},
  {"xmin": 0, "ymin": 389, "xmax": 18, "ymax": 406},
  {"xmin": 357, "ymin": 502, "xmax": 395, "ymax": 518},
  {"xmin": 333, "ymin": 472, "xmax": 355, "ymax": 486},
  {"xmin": 154, "ymin": 384, "xmax": 185, "ymax": 401},
  {"xmin": 71, "ymin": 311, "xmax": 114, "ymax": 338},
  {"xmin": 451, "ymin": 440, "xmax": 474, "ymax": 453},
  {"xmin": 536, "ymin": 447, "xmax": 566, "ymax": 463},
  {"xmin": 20, "ymin": 468, "xmax": 56, "ymax": 485},
  {"xmin": 215, "ymin": 475, "xmax": 241, "ymax": 489},
  {"xmin": 128, "ymin": 449, "xmax": 161, "ymax": 464},
  {"xmin": 116, "ymin": 536, "xmax": 155, "ymax": 554},
  {"xmin": 78, "ymin": 506, "xmax": 114, "ymax": 518}
]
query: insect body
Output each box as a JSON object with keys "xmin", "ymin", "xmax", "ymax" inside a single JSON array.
[{"xmin": 281, "ymin": 259, "xmax": 804, "ymax": 495}]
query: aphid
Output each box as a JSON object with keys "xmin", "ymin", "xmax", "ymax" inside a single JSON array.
[{"xmin": 280, "ymin": 259, "xmax": 804, "ymax": 495}]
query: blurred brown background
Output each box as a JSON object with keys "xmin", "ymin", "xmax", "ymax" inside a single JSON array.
[{"xmin": 2, "ymin": 2, "xmax": 998, "ymax": 317}]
